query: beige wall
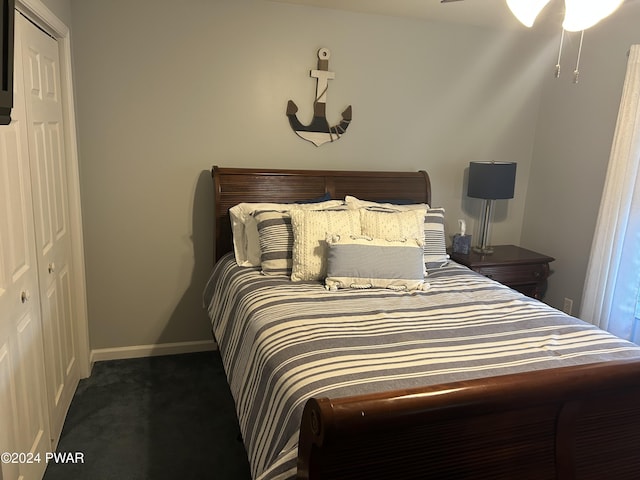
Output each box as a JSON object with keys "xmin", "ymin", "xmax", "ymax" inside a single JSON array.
[
  {"xmin": 521, "ymin": 1, "xmax": 640, "ymax": 312},
  {"xmin": 40, "ymin": 0, "xmax": 71, "ymax": 26},
  {"xmin": 69, "ymin": 0, "xmax": 554, "ymax": 350}
]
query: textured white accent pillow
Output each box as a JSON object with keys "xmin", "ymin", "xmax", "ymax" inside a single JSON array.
[
  {"xmin": 359, "ymin": 209, "xmax": 426, "ymax": 244},
  {"xmin": 344, "ymin": 195, "xmax": 429, "ymax": 211},
  {"xmin": 229, "ymin": 200, "xmax": 344, "ymax": 266},
  {"xmin": 290, "ymin": 209, "xmax": 361, "ymax": 282},
  {"xmin": 325, "ymin": 235, "xmax": 429, "ymax": 291}
]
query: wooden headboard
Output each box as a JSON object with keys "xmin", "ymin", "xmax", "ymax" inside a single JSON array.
[{"xmin": 211, "ymin": 166, "xmax": 431, "ymax": 262}]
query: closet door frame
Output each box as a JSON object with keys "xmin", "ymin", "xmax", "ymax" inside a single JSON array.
[{"xmin": 16, "ymin": 0, "xmax": 90, "ymax": 379}]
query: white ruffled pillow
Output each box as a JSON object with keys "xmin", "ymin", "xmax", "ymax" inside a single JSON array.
[
  {"xmin": 359, "ymin": 208, "xmax": 426, "ymax": 244},
  {"xmin": 289, "ymin": 209, "xmax": 361, "ymax": 282},
  {"xmin": 344, "ymin": 195, "xmax": 428, "ymax": 211},
  {"xmin": 325, "ymin": 234, "xmax": 429, "ymax": 291}
]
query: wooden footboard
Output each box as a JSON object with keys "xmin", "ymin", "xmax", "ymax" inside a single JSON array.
[{"xmin": 298, "ymin": 359, "xmax": 640, "ymax": 479}]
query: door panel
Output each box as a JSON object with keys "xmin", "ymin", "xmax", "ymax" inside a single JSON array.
[
  {"xmin": 0, "ymin": 343, "xmax": 20, "ymax": 480},
  {"xmin": 49, "ymin": 123, "xmax": 66, "ymax": 241},
  {"xmin": 0, "ymin": 14, "xmax": 50, "ymax": 479},
  {"xmin": 43, "ymin": 281, "xmax": 62, "ymax": 399},
  {"xmin": 18, "ymin": 13, "xmax": 78, "ymax": 445},
  {"xmin": 15, "ymin": 311, "xmax": 50, "ymax": 473},
  {"xmin": 0, "ymin": 124, "xmax": 32, "ymax": 286},
  {"xmin": 29, "ymin": 122, "xmax": 53, "ymax": 257},
  {"xmin": 58, "ymin": 265, "xmax": 74, "ymax": 376}
]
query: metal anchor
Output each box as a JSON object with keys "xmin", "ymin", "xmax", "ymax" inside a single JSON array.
[{"xmin": 286, "ymin": 48, "xmax": 352, "ymax": 147}]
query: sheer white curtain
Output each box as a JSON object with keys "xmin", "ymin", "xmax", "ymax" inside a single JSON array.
[{"xmin": 581, "ymin": 44, "xmax": 640, "ymax": 342}]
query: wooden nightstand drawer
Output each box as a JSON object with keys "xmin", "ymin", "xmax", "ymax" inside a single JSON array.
[
  {"xmin": 475, "ymin": 263, "xmax": 549, "ymax": 285},
  {"xmin": 449, "ymin": 245, "xmax": 554, "ymax": 300}
]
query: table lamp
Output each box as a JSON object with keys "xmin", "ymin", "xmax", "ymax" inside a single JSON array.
[{"xmin": 467, "ymin": 161, "xmax": 517, "ymax": 254}]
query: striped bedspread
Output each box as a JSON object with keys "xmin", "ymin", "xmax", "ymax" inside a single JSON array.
[{"xmin": 204, "ymin": 253, "xmax": 640, "ymax": 480}]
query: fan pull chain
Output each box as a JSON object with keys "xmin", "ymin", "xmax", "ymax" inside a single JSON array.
[
  {"xmin": 555, "ymin": 29, "xmax": 565, "ymax": 78},
  {"xmin": 573, "ymin": 30, "xmax": 585, "ymax": 84}
]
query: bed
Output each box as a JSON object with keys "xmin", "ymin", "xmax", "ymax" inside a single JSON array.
[{"xmin": 205, "ymin": 166, "xmax": 640, "ymax": 480}]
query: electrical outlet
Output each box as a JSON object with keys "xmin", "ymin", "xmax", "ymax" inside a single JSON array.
[{"xmin": 563, "ymin": 298, "xmax": 573, "ymax": 315}]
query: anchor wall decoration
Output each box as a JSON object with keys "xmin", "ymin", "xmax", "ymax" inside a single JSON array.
[{"xmin": 286, "ymin": 48, "xmax": 352, "ymax": 147}]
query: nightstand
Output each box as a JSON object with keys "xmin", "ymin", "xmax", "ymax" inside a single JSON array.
[{"xmin": 449, "ymin": 244, "xmax": 554, "ymax": 300}]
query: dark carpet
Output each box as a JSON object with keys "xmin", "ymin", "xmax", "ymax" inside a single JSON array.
[{"xmin": 42, "ymin": 350, "xmax": 252, "ymax": 480}]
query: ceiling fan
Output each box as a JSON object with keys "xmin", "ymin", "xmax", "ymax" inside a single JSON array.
[
  {"xmin": 441, "ymin": 0, "xmax": 630, "ymax": 83},
  {"xmin": 440, "ymin": 0, "xmax": 625, "ymax": 32}
]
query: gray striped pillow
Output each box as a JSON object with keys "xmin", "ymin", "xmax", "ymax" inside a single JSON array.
[
  {"xmin": 325, "ymin": 235, "xmax": 428, "ymax": 291},
  {"xmin": 253, "ymin": 210, "xmax": 293, "ymax": 276},
  {"xmin": 424, "ymin": 208, "xmax": 448, "ymax": 269}
]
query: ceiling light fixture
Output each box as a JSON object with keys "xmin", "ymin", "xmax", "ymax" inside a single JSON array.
[
  {"xmin": 562, "ymin": 0, "xmax": 625, "ymax": 32},
  {"xmin": 505, "ymin": 0, "xmax": 551, "ymax": 28},
  {"xmin": 506, "ymin": 0, "xmax": 624, "ymax": 83},
  {"xmin": 506, "ymin": 0, "xmax": 624, "ymax": 31}
]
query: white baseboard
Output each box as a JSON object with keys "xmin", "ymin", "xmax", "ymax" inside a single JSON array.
[{"xmin": 90, "ymin": 339, "xmax": 218, "ymax": 364}]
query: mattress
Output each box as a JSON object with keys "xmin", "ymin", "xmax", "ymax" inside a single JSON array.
[{"xmin": 204, "ymin": 253, "xmax": 640, "ymax": 480}]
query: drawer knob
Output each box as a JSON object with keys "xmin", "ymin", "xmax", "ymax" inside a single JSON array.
[
  {"xmin": 48, "ymin": 262, "xmax": 55, "ymax": 274},
  {"xmin": 20, "ymin": 290, "xmax": 31, "ymax": 303}
]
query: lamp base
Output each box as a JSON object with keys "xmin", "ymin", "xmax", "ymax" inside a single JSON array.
[
  {"xmin": 475, "ymin": 199, "xmax": 495, "ymax": 255},
  {"xmin": 473, "ymin": 245, "xmax": 494, "ymax": 255}
]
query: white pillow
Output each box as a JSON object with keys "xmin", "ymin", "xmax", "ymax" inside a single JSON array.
[
  {"xmin": 325, "ymin": 234, "xmax": 429, "ymax": 291},
  {"xmin": 344, "ymin": 195, "xmax": 428, "ymax": 211},
  {"xmin": 359, "ymin": 208, "xmax": 426, "ymax": 244},
  {"xmin": 290, "ymin": 209, "xmax": 361, "ymax": 282},
  {"xmin": 229, "ymin": 200, "xmax": 344, "ymax": 266}
]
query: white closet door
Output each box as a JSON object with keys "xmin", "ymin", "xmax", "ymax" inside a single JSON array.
[
  {"xmin": 17, "ymin": 13, "xmax": 78, "ymax": 445},
  {"xmin": 0, "ymin": 13, "xmax": 51, "ymax": 480}
]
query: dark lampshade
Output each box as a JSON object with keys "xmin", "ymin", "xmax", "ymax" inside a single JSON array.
[{"xmin": 467, "ymin": 162, "xmax": 517, "ymax": 200}]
